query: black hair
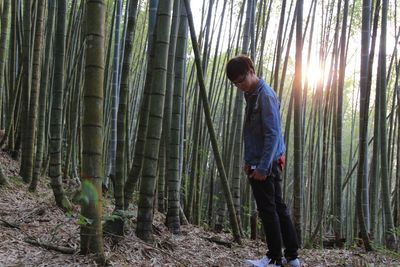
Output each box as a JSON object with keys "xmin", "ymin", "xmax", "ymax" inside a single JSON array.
[{"xmin": 226, "ymin": 55, "xmax": 255, "ymax": 81}]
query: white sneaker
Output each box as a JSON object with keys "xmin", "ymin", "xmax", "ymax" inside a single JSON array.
[
  {"xmin": 244, "ymin": 256, "xmax": 280, "ymax": 267},
  {"xmin": 287, "ymin": 258, "xmax": 300, "ymax": 267}
]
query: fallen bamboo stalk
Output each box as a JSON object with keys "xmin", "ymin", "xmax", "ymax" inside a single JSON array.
[
  {"xmin": 24, "ymin": 238, "xmax": 76, "ymax": 254},
  {"xmin": 0, "ymin": 218, "xmax": 20, "ymax": 229}
]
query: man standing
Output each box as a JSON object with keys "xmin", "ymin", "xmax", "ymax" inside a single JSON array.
[{"xmin": 226, "ymin": 55, "xmax": 300, "ymax": 267}]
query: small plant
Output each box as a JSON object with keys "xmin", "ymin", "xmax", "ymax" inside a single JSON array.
[
  {"xmin": 371, "ymin": 240, "xmax": 400, "ymax": 259},
  {"xmin": 9, "ymin": 175, "xmax": 23, "ymax": 185},
  {"xmin": 104, "ymin": 209, "xmax": 135, "ymax": 222},
  {"xmin": 389, "ymin": 226, "xmax": 400, "ymax": 236},
  {"xmin": 76, "ymin": 214, "xmax": 94, "ymax": 226},
  {"xmin": 65, "ymin": 210, "xmax": 74, "ymax": 219},
  {"xmin": 104, "ymin": 213, "xmax": 122, "ymax": 222}
]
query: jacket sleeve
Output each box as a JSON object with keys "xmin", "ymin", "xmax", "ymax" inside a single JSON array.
[
  {"xmin": 256, "ymin": 92, "xmax": 280, "ymax": 176},
  {"xmin": 243, "ymin": 94, "xmax": 251, "ymax": 165}
]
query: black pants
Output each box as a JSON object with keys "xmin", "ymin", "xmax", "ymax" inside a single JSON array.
[{"xmin": 249, "ymin": 163, "xmax": 299, "ymax": 263}]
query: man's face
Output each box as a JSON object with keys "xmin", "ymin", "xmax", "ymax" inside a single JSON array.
[{"xmin": 231, "ymin": 71, "xmax": 253, "ymax": 92}]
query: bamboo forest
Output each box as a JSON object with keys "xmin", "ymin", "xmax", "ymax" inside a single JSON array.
[{"xmin": 0, "ymin": 0, "xmax": 400, "ymax": 266}]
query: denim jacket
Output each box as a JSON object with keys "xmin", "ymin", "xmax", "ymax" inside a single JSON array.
[{"xmin": 243, "ymin": 78, "xmax": 285, "ymax": 176}]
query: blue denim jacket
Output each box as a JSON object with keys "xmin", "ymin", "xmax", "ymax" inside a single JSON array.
[{"xmin": 243, "ymin": 78, "xmax": 285, "ymax": 176}]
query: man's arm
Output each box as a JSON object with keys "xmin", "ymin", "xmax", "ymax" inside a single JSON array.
[{"xmin": 255, "ymin": 92, "xmax": 280, "ymax": 177}]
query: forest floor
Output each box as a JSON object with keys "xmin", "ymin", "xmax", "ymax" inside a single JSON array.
[{"xmin": 0, "ymin": 151, "xmax": 399, "ymax": 267}]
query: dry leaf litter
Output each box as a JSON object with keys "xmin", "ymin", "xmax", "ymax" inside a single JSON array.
[{"xmin": 0, "ymin": 151, "xmax": 399, "ymax": 266}]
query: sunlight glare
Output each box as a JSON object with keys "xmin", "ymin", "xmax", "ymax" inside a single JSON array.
[{"xmin": 303, "ymin": 63, "xmax": 322, "ymax": 88}]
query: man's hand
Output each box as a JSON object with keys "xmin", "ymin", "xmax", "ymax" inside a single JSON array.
[{"xmin": 250, "ymin": 169, "xmax": 267, "ymax": 181}]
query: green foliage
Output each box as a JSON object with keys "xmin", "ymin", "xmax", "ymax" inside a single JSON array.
[
  {"xmin": 348, "ymin": 0, "xmax": 362, "ymax": 37},
  {"xmin": 76, "ymin": 214, "xmax": 94, "ymax": 226},
  {"xmin": 9, "ymin": 176, "xmax": 23, "ymax": 185},
  {"xmin": 371, "ymin": 242, "xmax": 400, "ymax": 259},
  {"xmin": 104, "ymin": 213, "xmax": 122, "ymax": 222},
  {"xmin": 213, "ymin": 194, "xmax": 220, "ymax": 203},
  {"xmin": 65, "ymin": 210, "xmax": 74, "ymax": 219},
  {"xmin": 82, "ymin": 180, "xmax": 98, "ymax": 204},
  {"xmin": 104, "ymin": 209, "xmax": 135, "ymax": 222},
  {"xmin": 61, "ymin": 197, "xmax": 72, "ymax": 211},
  {"xmin": 390, "ymin": 226, "xmax": 400, "ymax": 236},
  {"xmin": 73, "ymin": 180, "xmax": 99, "ymax": 206}
]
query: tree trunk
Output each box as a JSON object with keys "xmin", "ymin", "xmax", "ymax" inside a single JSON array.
[
  {"xmin": 167, "ymin": 0, "xmax": 187, "ymax": 234},
  {"xmin": 124, "ymin": 0, "xmax": 159, "ymax": 209},
  {"xmin": 109, "ymin": 0, "xmax": 122, "ymax": 208},
  {"xmin": 19, "ymin": 0, "xmax": 33, "ymax": 178},
  {"xmin": 49, "ymin": 0, "xmax": 71, "ymax": 211},
  {"xmin": 136, "ymin": 0, "xmax": 174, "ymax": 242},
  {"xmin": 368, "ymin": 0, "xmax": 381, "ymax": 240},
  {"xmin": 0, "ymin": 0, "xmax": 9, "ymax": 123},
  {"xmin": 24, "ymin": 0, "xmax": 46, "ymax": 187},
  {"xmin": 334, "ymin": 0, "xmax": 348, "ymax": 245},
  {"xmin": 0, "ymin": 0, "xmax": 9, "ymax": 186},
  {"xmin": 80, "ymin": 0, "xmax": 106, "ymax": 261},
  {"xmin": 377, "ymin": 0, "xmax": 396, "ymax": 249},
  {"xmin": 293, "ymin": 0, "xmax": 303, "ymax": 245},
  {"xmin": 30, "ymin": 0, "xmax": 56, "ymax": 191},
  {"xmin": 356, "ymin": 0, "xmax": 373, "ymax": 251},
  {"xmin": 183, "ymin": 0, "xmax": 241, "ymax": 244}
]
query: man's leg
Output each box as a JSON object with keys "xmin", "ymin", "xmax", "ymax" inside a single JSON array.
[
  {"xmin": 273, "ymin": 165, "xmax": 299, "ymax": 260},
  {"xmin": 249, "ymin": 176, "xmax": 283, "ymax": 264}
]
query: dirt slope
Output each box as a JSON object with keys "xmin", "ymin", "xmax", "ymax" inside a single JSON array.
[{"xmin": 0, "ymin": 151, "xmax": 399, "ymax": 266}]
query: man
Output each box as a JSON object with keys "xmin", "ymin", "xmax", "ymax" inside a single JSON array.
[{"xmin": 226, "ymin": 55, "xmax": 300, "ymax": 267}]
